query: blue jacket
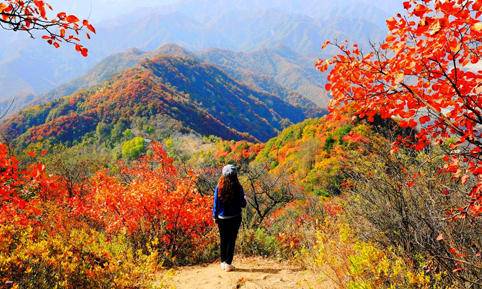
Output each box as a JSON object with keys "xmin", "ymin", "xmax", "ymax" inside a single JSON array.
[{"xmin": 212, "ymin": 186, "xmax": 247, "ymax": 219}]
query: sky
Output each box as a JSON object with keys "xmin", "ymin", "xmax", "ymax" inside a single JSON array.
[
  {"xmin": 44, "ymin": 0, "xmax": 401, "ymax": 23},
  {"xmin": 46, "ymin": 0, "xmax": 177, "ymax": 23}
]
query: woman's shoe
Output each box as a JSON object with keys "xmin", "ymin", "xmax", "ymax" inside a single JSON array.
[
  {"xmin": 224, "ymin": 264, "xmax": 235, "ymax": 272},
  {"xmin": 220, "ymin": 262, "xmax": 226, "ymax": 270}
]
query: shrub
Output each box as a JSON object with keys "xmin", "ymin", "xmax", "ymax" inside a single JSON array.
[
  {"xmin": 238, "ymin": 228, "xmax": 279, "ymax": 257},
  {"xmin": 303, "ymin": 216, "xmax": 443, "ymax": 289},
  {"xmin": 344, "ymin": 136, "xmax": 481, "ymax": 286},
  {"xmin": 121, "ymin": 136, "xmax": 146, "ymax": 160},
  {"xmin": 0, "ymin": 225, "xmax": 160, "ymax": 289},
  {"xmin": 79, "ymin": 143, "xmax": 214, "ymax": 265}
]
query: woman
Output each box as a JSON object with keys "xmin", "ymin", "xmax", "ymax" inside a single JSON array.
[{"xmin": 212, "ymin": 164, "xmax": 247, "ymax": 272}]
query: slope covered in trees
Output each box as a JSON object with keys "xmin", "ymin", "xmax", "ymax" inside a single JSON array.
[
  {"xmin": 1, "ymin": 52, "xmax": 314, "ymax": 149},
  {"xmin": 8, "ymin": 44, "xmax": 324, "ymax": 115}
]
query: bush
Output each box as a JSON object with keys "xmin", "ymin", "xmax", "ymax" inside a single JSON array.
[
  {"xmin": 0, "ymin": 225, "xmax": 160, "ymax": 289},
  {"xmin": 121, "ymin": 136, "xmax": 146, "ymax": 160},
  {"xmin": 344, "ymin": 136, "xmax": 481, "ymax": 287},
  {"xmin": 302, "ymin": 216, "xmax": 443, "ymax": 289},
  {"xmin": 238, "ymin": 228, "xmax": 279, "ymax": 257}
]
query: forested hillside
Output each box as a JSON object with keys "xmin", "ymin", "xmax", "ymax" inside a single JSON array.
[
  {"xmin": 1, "ymin": 53, "xmax": 314, "ymax": 151},
  {"xmin": 9, "ymin": 44, "xmax": 325, "ymax": 114}
]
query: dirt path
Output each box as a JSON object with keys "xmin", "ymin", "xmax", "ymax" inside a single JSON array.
[{"xmin": 156, "ymin": 257, "xmax": 335, "ymax": 289}]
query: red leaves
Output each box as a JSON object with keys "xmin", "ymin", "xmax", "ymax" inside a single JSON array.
[
  {"xmin": 386, "ymin": 17, "xmax": 398, "ymax": 31},
  {"xmin": 1, "ymin": 1, "xmax": 94, "ymax": 56},
  {"xmin": 75, "ymin": 44, "xmax": 89, "ymax": 57},
  {"xmin": 412, "ymin": 4, "xmax": 429, "ymax": 17},
  {"xmin": 403, "ymin": 1, "xmax": 411, "ymax": 10},
  {"xmin": 318, "ymin": 0, "xmax": 482, "ymax": 218},
  {"xmin": 0, "ymin": 144, "xmax": 69, "ymax": 227},
  {"xmin": 418, "ymin": 115, "xmax": 430, "ymax": 124},
  {"xmin": 83, "ymin": 19, "xmax": 96, "ymax": 34},
  {"xmin": 33, "ymin": 0, "xmax": 46, "ymax": 18},
  {"xmin": 66, "ymin": 14, "xmax": 79, "ymax": 23},
  {"xmin": 80, "ymin": 47, "xmax": 88, "ymax": 57},
  {"xmin": 57, "ymin": 11, "xmax": 66, "ymax": 19},
  {"xmin": 342, "ymin": 132, "xmax": 367, "ymax": 144},
  {"xmin": 80, "ymin": 142, "xmax": 213, "ymax": 242}
]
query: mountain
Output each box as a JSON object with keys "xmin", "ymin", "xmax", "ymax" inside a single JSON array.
[
  {"xmin": 1, "ymin": 53, "xmax": 310, "ymax": 148},
  {"xmin": 20, "ymin": 44, "xmax": 324, "ymax": 117},
  {"xmin": 170, "ymin": 0, "xmax": 399, "ymax": 22},
  {"xmin": 198, "ymin": 45, "xmax": 327, "ymax": 107},
  {"xmin": 0, "ymin": 0, "xmax": 398, "ymax": 107}
]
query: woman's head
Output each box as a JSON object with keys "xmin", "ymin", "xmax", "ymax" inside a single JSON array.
[{"xmin": 218, "ymin": 165, "xmax": 242, "ymax": 204}]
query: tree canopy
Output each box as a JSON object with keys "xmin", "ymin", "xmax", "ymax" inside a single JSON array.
[
  {"xmin": 318, "ymin": 0, "xmax": 481, "ymax": 218},
  {"xmin": 0, "ymin": 0, "xmax": 94, "ymax": 56}
]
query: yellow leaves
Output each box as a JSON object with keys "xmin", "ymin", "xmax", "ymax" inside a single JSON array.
[
  {"xmin": 394, "ymin": 72, "xmax": 405, "ymax": 84},
  {"xmin": 472, "ymin": 22, "xmax": 482, "ymax": 32},
  {"xmin": 429, "ymin": 19, "xmax": 442, "ymax": 35},
  {"xmin": 449, "ymin": 40, "xmax": 461, "ymax": 53},
  {"xmin": 304, "ymin": 218, "xmax": 434, "ymax": 288},
  {"xmin": 0, "ymin": 225, "xmax": 159, "ymax": 288}
]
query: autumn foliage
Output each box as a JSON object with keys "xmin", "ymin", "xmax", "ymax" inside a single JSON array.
[
  {"xmin": 0, "ymin": 0, "xmax": 94, "ymax": 56},
  {"xmin": 77, "ymin": 143, "xmax": 213, "ymax": 260},
  {"xmin": 0, "ymin": 142, "xmax": 213, "ymax": 287},
  {"xmin": 318, "ymin": 0, "xmax": 481, "ymax": 217}
]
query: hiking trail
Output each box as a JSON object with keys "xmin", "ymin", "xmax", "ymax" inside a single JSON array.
[{"xmin": 154, "ymin": 257, "xmax": 335, "ymax": 289}]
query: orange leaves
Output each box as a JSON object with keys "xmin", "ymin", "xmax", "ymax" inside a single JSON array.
[
  {"xmin": 412, "ymin": 4, "xmax": 429, "ymax": 17},
  {"xmin": 83, "ymin": 19, "xmax": 96, "ymax": 34},
  {"xmin": 80, "ymin": 142, "xmax": 213, "ymax": 243},
  {"xmin": 428, "ymin": 19, "xmax": 442, "ymax": 35},
  {"xmin": 66, "ymin": 14, "xmax": 79, "ymax": 23},
  {"xmin": 318, "ymin": 0, "xmax": 482, "ymax": 218},
  {"xmin": 0, "ymin": 1, "xmax": 94, "ymax": 56},
  {"xmin": 418, "ymin": 115, "xmax": 430, "ymax": 124},
  {"xmin": 321, "ymin": 40, "xmax": 330, "ymax": 49}
]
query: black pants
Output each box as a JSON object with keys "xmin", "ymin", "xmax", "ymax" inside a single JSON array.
[{"xmin": 217, "ymin": 215, "xmax": 241, "ymax": 265}]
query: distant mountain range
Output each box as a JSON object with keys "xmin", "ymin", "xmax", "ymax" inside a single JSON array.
[
  {"xmin": 1, "ymin": 50, "xmax": 317, "ymax": 148},
  {"xmin": 0, "ymin": 0, "xmax": 400, "ymax": 108},
  {"xmin": 42, "ymin": 44, "xmax": 326, "ymax": 110}
]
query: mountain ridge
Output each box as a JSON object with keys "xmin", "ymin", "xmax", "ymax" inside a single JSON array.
[
  {"xmin": 1, "ymin": 52, "xmax": 312, "ymax": 148},
  {"xmin": 0, "ymin": 1, "xmax": 396, "ymax": 104}
]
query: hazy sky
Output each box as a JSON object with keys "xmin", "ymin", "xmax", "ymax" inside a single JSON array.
[
  {"xmin": 46, "ymin": 0, "xmax": 177, "ymax": 22},
  {"xmin": 45, "ymin": 0, "xmax": 401, "ymax": 23}
]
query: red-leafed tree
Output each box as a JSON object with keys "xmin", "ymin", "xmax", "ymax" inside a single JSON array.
[
  {"xmin": 0, "ymin": 144, "xmax": 70, "ymax": 227},
  {"xmin": 318, "ymin": 0, "xmax": 481, "ymax": 217},
  {"xmin": 75, "ymin": 143, "xmax": 214, "ymax": 263},
  {"xmin": 0, "ymin": 0, "xmax": 95, "ymax": 56}
]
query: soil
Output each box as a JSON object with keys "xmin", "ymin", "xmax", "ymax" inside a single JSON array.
[{"xmin": 156, "ymin": 257, "xmax": 336, "ymax": 289}]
